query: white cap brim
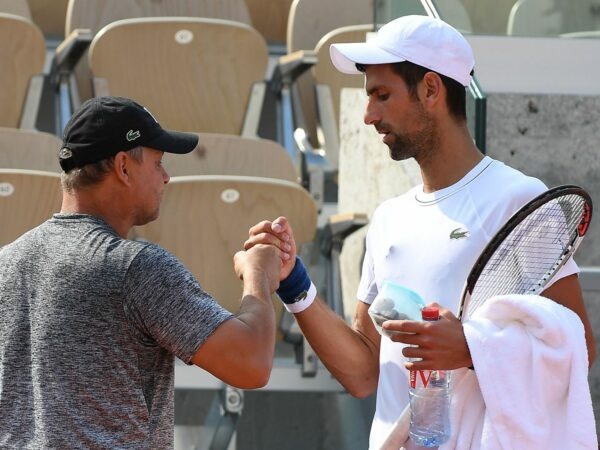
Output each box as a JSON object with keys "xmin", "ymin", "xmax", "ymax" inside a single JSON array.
[{"xmin": 330, "ymin": 42, "xmax": 407, "ymax": 74}]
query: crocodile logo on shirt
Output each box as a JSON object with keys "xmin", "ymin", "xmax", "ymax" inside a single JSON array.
[{"xmin": 450, "ymin": 227, "xmax": 470, "ymax": 240}]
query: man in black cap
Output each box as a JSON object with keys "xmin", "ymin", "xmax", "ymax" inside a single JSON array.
[{"xmin": 0, "ymin": 96, "xmax": 282, "ymax": 449}]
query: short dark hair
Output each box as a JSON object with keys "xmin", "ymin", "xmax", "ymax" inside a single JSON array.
[{"xmin": 356, "ymin": 61, "xmax": 469, "ymax": 121}]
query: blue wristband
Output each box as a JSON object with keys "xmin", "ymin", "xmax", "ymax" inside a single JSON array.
[{"xmin": 276, "ymin": 256, "xmax": 312, "ymax": 304}]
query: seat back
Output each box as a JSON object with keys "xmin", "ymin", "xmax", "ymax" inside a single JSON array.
[
  {"xmin": 0, "ymin": 0, "xmax": 31, "ymax": 20},
  {"xmin": 298, "ymin": 24, "xmax": 372, "ymax": 169},
  {"xmin": 89, "ymin": 17, "xmax": 268, "ymax": 135},
  {"xmin": 65, "ymin": 0, "xmax": 251, "ymax": 36},
  {"xmin": 507, "ymin": 0, "xmax": 600, "ymax": 36},
  {"xmin": 435, "ymin": 0, "xmax": 472, "ymax": 32},
  {"xmin": 375, "ymin": 0, "xmax": 471, "ymax": 32},
  {"xmin": 132, "ymin": 175, "xmax": 318, "ymax": 315},
  {"xmin": 286, "ymin": 0, "xmax": 373, "ymax": 52},
  {"xmin": 313, "ymin": 25, "xmax": 372, "ymax": 135},
  {"xmin": 0, "ymin": 128, "xmax": 61, "ymax": 172},
  {"xmin": 245, "ymin": 0, "xmax": 292, "ymax": 45},
  {"xmin": 0, "ymin": 169, "xmax": 62, "ymax": 246},
  {"xmin": 65, "ymin": 0, "xmax": 252, "ymax": 104},
  {"xmin": 162, "ymin": 133, "xmax": 298, "ymax": 182},
  {"xmin": 285, "ymin": 0, "xmax": 372, "ymax": 166},
  {"xmin": 28, "ymin": 0, "xmax": 69, "ymax": 37},
  {"xmin": 0, "ymin": 13, "xmax": 45, "ymax": 128}
]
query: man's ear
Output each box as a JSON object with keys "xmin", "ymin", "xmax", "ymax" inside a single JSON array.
[
  {"xmin": 420, "ymin": 72, "xmax": 444, "ymax": 109},
  {"xmin": 113, "ymin": 152, "xmax": 132, "ymax": 185}
]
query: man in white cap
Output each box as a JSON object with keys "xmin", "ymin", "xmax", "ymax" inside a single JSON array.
[{"xmin": 244, "ymin": 15, "xmax": 595, "ymax": 449}]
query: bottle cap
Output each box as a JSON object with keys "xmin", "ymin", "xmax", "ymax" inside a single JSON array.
[{"xmin": 421, "ymin": 306, "xmax": 440, "ymax": 321}]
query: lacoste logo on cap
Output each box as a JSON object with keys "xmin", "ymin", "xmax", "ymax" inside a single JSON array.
[
  {"xmin": 126, "ymin": 130, "xmax": 141, "ymax": 142},
  {"xmin": 450, "ymin": 227, "xmax": 470, "ymax": 240}
]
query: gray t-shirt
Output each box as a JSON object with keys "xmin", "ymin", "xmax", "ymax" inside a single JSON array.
[{"xmin": 0, "ymin": 214, "xmax": 233, "ymax": 449}]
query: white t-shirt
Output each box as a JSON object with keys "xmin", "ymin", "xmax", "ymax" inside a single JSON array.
[{"xmin": 357, "ymin": 157, "xmax": 578, "ymax": 449}]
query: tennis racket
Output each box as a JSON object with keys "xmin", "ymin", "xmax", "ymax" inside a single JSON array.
[
  {"xmin": 457, "ymin": 184, "xmax": 592, "ymax": 322},
  {"xmin": 379, "ymin": 184, "xmax": 593, "ymax": 450}
]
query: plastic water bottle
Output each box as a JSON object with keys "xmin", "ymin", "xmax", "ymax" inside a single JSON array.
[{"xmin": 408, "ymin": 306, "xmax": 451, "ymax": 447}]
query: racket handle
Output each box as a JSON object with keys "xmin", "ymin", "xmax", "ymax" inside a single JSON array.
[{"xmin": 378, "ymin": 404, "xmax": 411, "ymax": 450}]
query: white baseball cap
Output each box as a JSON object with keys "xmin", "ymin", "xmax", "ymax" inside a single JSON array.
[{"xmin": 330, "ymin": 15, "xmax": 474, "ymax": 86}]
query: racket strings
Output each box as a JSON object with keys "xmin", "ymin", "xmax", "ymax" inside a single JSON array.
[{"xmin": 465, "ymin": 194, "xmax": 587, "ymax": 320}]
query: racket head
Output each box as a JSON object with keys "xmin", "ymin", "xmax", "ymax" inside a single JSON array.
[{"xmin": 458, "ymin": 185, "xmax": 593, "ymax": 322}]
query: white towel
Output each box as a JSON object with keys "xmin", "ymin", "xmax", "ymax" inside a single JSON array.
[
  {"xmin": 379, "ymin": 294, "xmax": 597, "ymax": 450},
  {"xmin": 442, "ymin": 294, "xmax": 597, "ymax": 450}
]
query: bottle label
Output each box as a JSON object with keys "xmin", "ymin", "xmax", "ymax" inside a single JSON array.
[{"xmin": 409, "ymin": 369, "xmax": 432, "ymax": 389}]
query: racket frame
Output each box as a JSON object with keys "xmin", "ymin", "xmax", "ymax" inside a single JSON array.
[{"xmin": 457, "ymin": 185, "xmax": 593, "ymax": 321}]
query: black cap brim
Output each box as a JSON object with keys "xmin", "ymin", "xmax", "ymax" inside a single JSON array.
[{"xmin": 144, "ymin": 129, "xmax": 198, "ymax": 155}]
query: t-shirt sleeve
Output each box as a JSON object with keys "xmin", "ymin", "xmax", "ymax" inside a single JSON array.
[
  {"xmin": 357, "ymin": 220, "xmax": 379, "ymax": 305},
  {"xmin": 122, "ymin": 244, "xmax": 234, "ymax": 364}
]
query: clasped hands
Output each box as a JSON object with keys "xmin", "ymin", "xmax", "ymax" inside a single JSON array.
[
  {"xmin": 237, "ymin": 215, "xmax": 473, "ymax": 371},
  {"xmin": 382, "ymin": 305, "xmax": 473, "ymax": 371}
]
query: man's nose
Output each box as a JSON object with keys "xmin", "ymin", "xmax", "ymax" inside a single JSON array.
[{"xmin": 363, "ymin": 100, "xmax": 379, "ymax": 125}]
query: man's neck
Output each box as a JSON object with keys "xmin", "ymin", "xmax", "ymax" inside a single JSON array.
[
  {"xmin": 419, "ymin": 126, "xmax": 484, "ymax": 193},
  {"xmin": 60, "ymin": 190, "xmax": 132, "ymax": 238}
]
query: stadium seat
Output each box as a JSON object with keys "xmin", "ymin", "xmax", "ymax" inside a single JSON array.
[
  {"xmin": 27, "ymin": 0, "xmax": 69, "ymax": 38},
  {"xmin": 162, "ymin": 133, "xmax": 298, "ymax": 182},
  {"xmin": 131, "ymin": 175, "xmax": 317, "ymax": 316},
  {"xmin": 0, "ymin": 13, "xmax": 46, "ymax": 129},
  {"xmin": 65, "ymin": 0, "xmax": 251, "ymax": 36},
  {"xmin": 0, "ymin": 0, "xmax": 31, "ymax": 20},
  {"xmin": 459, "ymin": 0, "xmax": 515, "ymax": 34},
  {"xmin": 244, "ymin": 0, "xmax": 293, "ymax": 46},
  {"xmin": 87, "ymin": 17, "xmax": 268, "ymax": 137},
  {"xmin": 268, "ymin": 24, "xmax": 373, "ymax": 208},
  {"xmin": 507, "ymin": 0, "xmax": 600, "ymax": 36},
  {"xmin": 282, "ymin": 0, "xmax": 372, "ymax": 159},
  {"xmin": 268, "ymin": 0, "xmax": 372, "ymax": 205},
  {"xmin": 286, "ymin": 0, "xmax": 372, "ymax": 53},
  {"xmin": 55, "ymin": 0, "xmax": 254, "ymax": 119},
  {"xmin": 0, "ymin": 128, "xmax": 61, "ymax": 172},
  {"xmin": 310, "ymin": 25, "xmax": 373, "ymax": 170},
  {"xmin": 0, "ymin": 169, "xmax": 62, "ymax": 246},
  {"xmin": 131, "ymin": 173, "xmax": 368, "ymax": 448}
]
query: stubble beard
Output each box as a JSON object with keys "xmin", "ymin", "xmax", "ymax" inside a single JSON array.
[{"xmin": 387, "ymin": 110, "xmax": 438, "ymax": 164}]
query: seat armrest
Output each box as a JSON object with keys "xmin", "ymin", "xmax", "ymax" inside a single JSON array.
[
  {"xmin": 240, "ymin": 81, "xmax": 267, "ymax": 138},
  {"xmin": 320, "ymin": 212, "xmax": 369, "ymax": 257},
  {"xmin": 320, "ymin": 212, "xmax": 369, "ymax": 318},
  {"xmin": 49, "ymin": 28, "xmax": 93, "ymax": 88},
  {"xmin": 19, "ymin": 74, "xmax": 45, "ymax": 130},
  {"xmin": 269, "ymin": 50, "xmax": 317, "ymax": 92}
]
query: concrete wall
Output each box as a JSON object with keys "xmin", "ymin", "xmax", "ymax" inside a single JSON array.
[
  {"xmin": 485, "ymin": 91, "xmax": 600, "ymax": 426},
  {"xmin": 337, "ymin": 35, "xmax": 600, "ymax": 433}
]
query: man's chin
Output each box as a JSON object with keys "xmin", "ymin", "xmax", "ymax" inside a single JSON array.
[
  {"xmin": 134, "ymin": 210, "xmax": 160, "ymax": 227},
  {"xmin": 389, "ymin": 148, "xmax": 411, "ymax": 161}
]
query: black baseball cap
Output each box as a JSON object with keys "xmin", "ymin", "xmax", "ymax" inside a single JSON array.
[{"xmin": 59, "ymin": 96, "xmax": 198, "ymax": 172}]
